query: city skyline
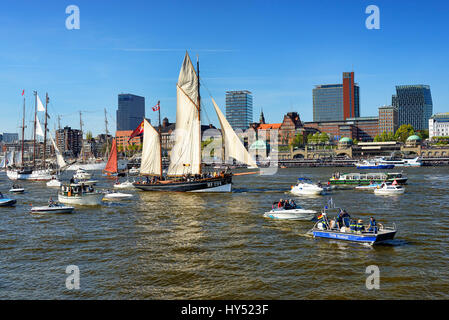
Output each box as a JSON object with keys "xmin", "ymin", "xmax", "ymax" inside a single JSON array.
[{"xmin": 1, "ymin": 0, "xmax": 448, "ymax": 136}]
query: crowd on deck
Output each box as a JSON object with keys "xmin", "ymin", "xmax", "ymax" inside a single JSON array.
[{"xmin": 317, "ymin": 209, "xmax": 378, "ymax": 234}]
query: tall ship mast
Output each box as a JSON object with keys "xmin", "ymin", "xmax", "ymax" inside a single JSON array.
[{"xmin": 133, "ymin": 52, "xmax": 257, "ymax": 192}]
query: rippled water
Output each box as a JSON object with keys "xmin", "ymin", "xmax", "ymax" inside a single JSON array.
[{"xmin": 1, "ymin": 167, "xmax": 449, "ymax": 299}]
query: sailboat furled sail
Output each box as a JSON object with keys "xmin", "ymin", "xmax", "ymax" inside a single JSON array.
[
  {"xmin": 167, "ymin": 52, "xmax": 201, "ymax": 176},
  {"xmin": 211, "ymin": 98, "xmax": 258, "ymax": 168},
  {"xmin": 140, "ymin": 119, "xmax": 162, "ymax": 176},
  {"xmin": 104, "ymin": 138, "xmax": 118, "ymax": 174},
  {"xmin": 50, "ymin": 135, "xmax": 67, "ymax": 168}
]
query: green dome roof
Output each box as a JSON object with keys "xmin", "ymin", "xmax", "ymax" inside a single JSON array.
[
  {"xmin": 339, "ymin": 137, "xmax": 353, "ymax": 143},
  {"xmin": 249, "ymin": 139, "xmax": 267, "ymax": 150},
  {"xmin": 407, "ymin": 135, "xmax": 421, "ymax": 141}
]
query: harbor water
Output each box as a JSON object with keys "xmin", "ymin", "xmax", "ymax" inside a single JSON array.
[{"xmin": 1, "ymin": 166, "xmax": 449, "ymax": 299}]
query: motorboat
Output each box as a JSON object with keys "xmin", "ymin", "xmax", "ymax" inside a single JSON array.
[
  {"xmin": 103, "ymin": 191, "xmax": 133, "ymax": 201},
  {"xmin": 264, "ymin": 201, "xmax": 316, "ymax": 220},
  {"xmin": 0, "ymin": 196, "xmax": 16, "ymax": 207},
  {"xmin": 113, "ymin": 180, "xmax": 135, "ymax": 189},
  {"xmin": 73, "ymin": 168, "xmax": 92, "ymax": 180},
  {"xmin": 329, "ymin": 172, "xmax": 407, "ymax": 185},
  {"xmin": 355, "ymin": 159, "xmax": 394, "ymax": 170},
  {"xmin": 58, "ymin": 183, "xmax": 104, "ymax": 205},
  {"xmin": 291, "ymin": 178, "xmax": 327, "ymax": 195},
  {"xmin": 374, "ymin": 182, "xmax": 405, "ymax": 195},
  {"xmin": 31, "ymin": 203, "xmax": 75, "ymax": 214},
  {"xmin": 46, "ymin": 177, "xmax": 62, "ymax": 187},
  {"xmin": 9, "ymin": 185, "xmax": 25, "ymax": 193},
  {"xmin": 308, "ymin": 207, "xmax": 397, "ymax": 245}
]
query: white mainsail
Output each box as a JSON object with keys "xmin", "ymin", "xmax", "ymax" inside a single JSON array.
[
  {"xmin": 140, "ymin": 119, "xmax": 162, "ymax": 176},
  {"xmin": 167, "ymin": 52, "xmax": 201, "ymax": 176},
  {"xmin": 211, "ymin": 98, "xmax": 258, "ymax": 168},
  {"xmin": 36, "ymin": 116, "xmax": 45, "ymax": 137},
  {"xmin": 37, "ymin": 94, "xmax": 45, "ymax": 112},
  {"xmin": 50, "ymin": 135, "xmax": 67, "ymax": 168}
]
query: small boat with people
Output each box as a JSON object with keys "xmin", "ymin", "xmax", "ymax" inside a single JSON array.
[
  {"xmin": 355, "ymin": 159, "xmax": 394, "ymax": 170},
  {"xmin": 9, "ymin": 184, "xmax": 25, "ymax": 193},
  {"xmin": 373, "ymin": 181, "xmax": 405, "ymax": 195},
  {"xmin": 113, "ymin": 179, "xmax": 135, "ymax": 189},
  {"xmin": 46, "ymin": 176, "xmax": 62, "ymax": 187},
  {"xmin": 0, "ymin": 192, "xmax": 16, "ymax": 207},
  {"xmin": 263, "ymin": 198, "xmax": 316, "ymax": 220},
  {"xmin": 73, "ymin": 168, "xmax": 92, "ymax": 180},
  {"xmin": 58, "ymin": 182, "xmax": 103, "ymax": 205},
  {"xmin": 31, "ymin": 198, "xmax": 75, "ymax": 214},
  {"xmin": 329, "ymin": 171, "xmax": 407, "ymax": 185},
  {"xmin": 308, "ymin": 205, "xmax": 397, "ymax": 245},
  {"xmin": 290, "ymin": 178, "xmax": 329, "ymax": 195}
]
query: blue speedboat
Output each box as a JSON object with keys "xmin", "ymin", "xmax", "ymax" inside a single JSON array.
[
  {"xmin": 355, "ymin": 160, "xmax": 394, "ymax": 170},
  {"xmin": 308, "ymin": 207, "xmax": 397, "ymax": 245},
  {"xmin": 0, "ymin": 196, "xmax": 17, "ymax": 207}
]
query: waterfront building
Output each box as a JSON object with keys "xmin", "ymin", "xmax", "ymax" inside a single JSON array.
[
  {"xmin": 55, "ymin": 126, "xmax": 82, "ymax": 157},
  {"xmin": 225, "ymin": 90, "xmax": 253, "ymax": 130},
  {"xmin": 429, "ymin": 112, "xmax": 449, "ymax": 139},
  {"xmin": 313, "ymin": 72, "xmax": 360, "ymax": 122},
  {"xmin": 116, "ymin": 130, "xmax": 142, "ymax": 152},
  {"xmin": 116, "ymin": 93, "xmax": 145, "ymax": 131},
  {"xmin": 378, "ymin": 105, "xmax": 398, "ymax": 134},
  {"xmin": 392, "ymin": 85, "xmax": 433, "ymax": 130},
  {"xmin": 304, "ymin": 116, "xmax": 378, "ymax": 142},
  {"xmin": 2, "ymin": 133, "xmax": 19, "ymax": 143}
]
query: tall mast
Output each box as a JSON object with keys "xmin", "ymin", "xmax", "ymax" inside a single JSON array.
[
  {"xmin": 21, "ymin": 97, "xmax": 26, "ymax": 168},
  {"xmin": 104, "ymin": 108, "xmax": 109, "ymax": 160},
  {"xmin": 79, "ymin": 111, "xmax": 84, "ymax": 162},
  {"xmin": 158, "ymin": 101, "xmax": 162, "ymax": 178},
  {"xmin": 197, "ymin": 55, "xmax": 202, "ymax": 175},
  {"xmin": 43, "ymin": 93, "xmax": 48, "ymax": 169},
  {"xmin": 33, "ymin": 91, "xmax": 37, "ymax": 168}
]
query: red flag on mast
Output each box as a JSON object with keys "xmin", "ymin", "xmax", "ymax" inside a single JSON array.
[
  {"xmin": 128, "ymin": 120, "xmax": 144, "ymax": 142},
  {"xmin": 152, "ymin": 101, "xmax": 160, "ymax": 112},
  {"xmin": 21, "ymin": 90, "xmax": 25, "ymax": 96}
]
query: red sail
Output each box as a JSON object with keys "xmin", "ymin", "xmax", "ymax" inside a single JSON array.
[{"xmin": 104, "ymin": 138, "xmax": 118, "ymax": 173}]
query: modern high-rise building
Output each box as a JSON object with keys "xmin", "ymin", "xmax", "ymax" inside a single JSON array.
[
  {"xmin": 55, "ymin": 126, "xmax": 82, "ymax": 157},
  {"xmin": 378, "ymin": 105, "xmax": 398, "ymax": 134},
  {"xmin": 313, "ymin": 72, "xmax": 360, "ymax": 122},
  {"xmin": 2, "ymin": 133, "xmax": 19, "ymax": 143},
  {"xmin": 225, "ymin": 90, "xmax": 253, "ymax": 130},
  {"xmin": 116, "ymin": 94, "xmax": 145, "ymax": 131},
  {"xmin": 392, "ymin": 85, "xmax": 433, "ymax": 131}
]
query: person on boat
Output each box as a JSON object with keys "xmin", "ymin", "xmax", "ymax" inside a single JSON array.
[
  {"xmin": 289, "ymin": 199, "xmax": 296, "ymax": 209},
  {"xmin": 278, "ymin": 199, "xmax": 284, "ymax": 208},
  {"xmin": 70, "ymin": 177, "xmax": 75, "ymax": 184},
  {"xmin": 356, "ymin": 219, "xmax": 365, "ymax": 232},
  {"xmin": 349, "ymin": 220, "xmax": 357, "ymax": 232},
  {"xmin": 368, "ymin": 217, "xmax": 378, "ymax": 233},
  {"xmin": 48, "ymin": 197, "xmax": 55, "ymax": 207},
  {"xmin": 0, "ymin": 192, "xmax": 3, "ymax": 199},
  {"xmin": 336, "ymin": 213, "xmax": 343, "ymax": 229}
]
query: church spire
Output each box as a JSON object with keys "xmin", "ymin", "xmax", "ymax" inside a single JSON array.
[{"xmin": 259, "ymin": 109, "xmax": 265, "ymax": 124}]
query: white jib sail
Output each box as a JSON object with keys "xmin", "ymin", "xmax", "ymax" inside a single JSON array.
[
  {"xmin": 36, "ymin": 116, "xmax": 45, "ymax": 137},
  {"xmin": 37, "ymin": 95, "xmax": 45, "ymax": 112},
  {"xmin": 140, "ymin": 119, "xmax": 161, "ymax": 176},
  {"xmin": 167, "ymin": 52, "xmax": 201, "ymax": 176},
  {"xmin": 50, "ymin": 135, "xmax": 67, "ymax": 168},
  {"xmin": 211, "ymin": 98, "xmax": 258, "ymax": 168}
]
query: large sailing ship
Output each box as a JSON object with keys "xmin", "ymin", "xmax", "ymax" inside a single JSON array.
[{"xmin": 133, "ymin": 52, "xmax": 257, "ymax": 192}]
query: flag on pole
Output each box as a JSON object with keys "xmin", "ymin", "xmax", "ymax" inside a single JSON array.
[
  {"xmin": 152, "ymin": 101, "xmax": 160, "ymax": 112},
  {"xmin": 128, "ymin": 120, "xmax": 144, "ymax": 142},
  {"xmin": 21, "ymin": 90, "xmax": 25, "ymax": 96}
]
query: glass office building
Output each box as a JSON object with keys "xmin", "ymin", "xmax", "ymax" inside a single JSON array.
[
  {"xmin": 392, "ymin": 85, "xmax": 433, "ymax": 131},
  {"xmin": 226, "ymin": 90, "xmax": 253, "ymax": 130},
  {"xmin": 116, "ymin": 94, "xmax": 145, "ymax": 131},
  {"xmin": 313, "ymin": 72, "xmax": 360, "ymax": 122}
]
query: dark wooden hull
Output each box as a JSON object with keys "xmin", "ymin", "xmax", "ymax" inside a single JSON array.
[{"xmin": 133, "ymin": 174, "xmax": 232, "ymax": 192}]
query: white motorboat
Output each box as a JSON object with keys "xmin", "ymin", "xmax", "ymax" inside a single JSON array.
[
  {"xmin": 7, "ymin": 168, "xmax": 52, "ymax": 181},
  {"xmin": 103, "ymin": 191, "xmax": 133, "ymax": 201},
  {"xmin": 264, "ymin": 201, "xmax": 316, "ymax": 220},
  {"xmin": 9, "ymin": 185, "xmax": 25, "ymax": 193},
  {"xmin": 374, "ymin": 183, "xmax": 405, "ymax": 195},
  {"xmin": 47, "ymin": 177, "xmax": 62, "ymax": 187},
  {"xmin": 73, "ymin": 168, "xmax": 92, "ymax": 180},
  {"xmin": 31, "ymin": 203, "xmax": 75, "ymax": 214},
  {"xmin": 377, "ymin": 156, "xmax": 422, "ymax": 167},
  {"xmin": 291, "ymin": 178, "xmax": 326, "ymax": 195},
  {"xmin": 355, "ymin": 183, "xmax": 382, "ymax": 190},
  {"xmin": 113, "ymin": 180, "xmax": 135, "ymax": 189},
  {"xmin": 58, "ymin": 183, "xmax": 104, "ymax": 205}
]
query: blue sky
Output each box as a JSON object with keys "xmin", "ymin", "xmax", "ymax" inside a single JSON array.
[{"xmin": 1, "ymin": 0, "xmax": 448, "ymax": 137}]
